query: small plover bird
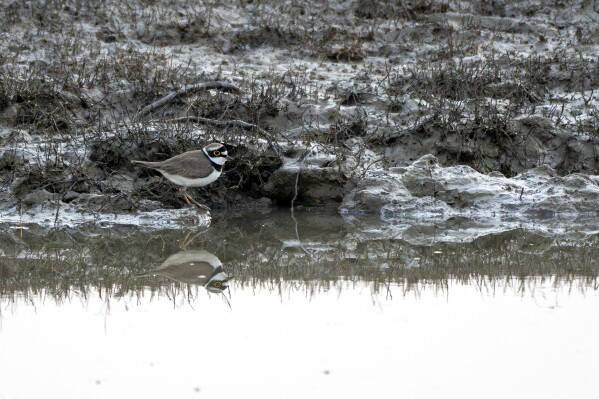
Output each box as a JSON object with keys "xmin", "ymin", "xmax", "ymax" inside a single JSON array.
[
  {"xmin": 141, "ymin": 249, "xmax": 233, "ymax": 293},
  {"xmin": 132, "ymin": 142, "xmax": 232, "ymax": 210}
]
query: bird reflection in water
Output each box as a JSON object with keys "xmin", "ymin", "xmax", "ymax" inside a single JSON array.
[{"xmin": 142, "ymin": 250, "xmax": 233, "ymax": 300}]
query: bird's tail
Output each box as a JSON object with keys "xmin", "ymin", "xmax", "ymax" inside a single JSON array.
[{"xmin": 131, "ymin": 160, "xmax": 157, "ymax": 168}]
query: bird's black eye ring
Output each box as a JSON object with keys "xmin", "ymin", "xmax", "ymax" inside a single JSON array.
[{"xmin": 213, "ymin": 150, "xmax": 221, "ymax": 156}]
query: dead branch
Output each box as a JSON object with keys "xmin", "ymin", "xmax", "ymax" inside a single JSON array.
[{"xmin": 135, "ymin": 81, "xmax": 241, "ymax": 120}]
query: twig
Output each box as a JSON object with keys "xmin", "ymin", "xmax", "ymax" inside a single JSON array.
[
  {"xmin": 290, "ymin": 146, "xmax": 316, "ymax": 256},
  {"xmin": 19, "ymin": 202, "xmax": 23, "ymax": 238},
  {"xmin": 221, "ymin": 291, "xmax": 233, "ymax": 310},
  {"xmin": 135, "ymin": 81, "xmax": 241, "ymax": 120},
  {"xmin": 53, "ymin": 198, "xmax": 61, "ymax": 228},
  {"xmin": 291, "ymin": 146, "xmax": 315, "ymax": 211}
]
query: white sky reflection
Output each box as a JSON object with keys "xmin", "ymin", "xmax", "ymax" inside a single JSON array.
[{"xmin": 1, "ymin": 280, "xmax": 598, "ymax": 399}]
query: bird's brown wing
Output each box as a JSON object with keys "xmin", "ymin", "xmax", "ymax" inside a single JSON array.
[
  {"xmin": 154, "ymin": 261, "xmax": 215, "ymax": 284},
  {"xmin": 153, "ymin": 150, "xmax": 214, "ymax": 178}
]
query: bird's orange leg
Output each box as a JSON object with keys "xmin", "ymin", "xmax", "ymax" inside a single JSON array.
[
  {"xmin": 178, "ymin": 187, "xmax": 192, "ymax": 205},
  {"xmin": 179, "ymin": 187, "xmax": 210, "ymax": 210}
]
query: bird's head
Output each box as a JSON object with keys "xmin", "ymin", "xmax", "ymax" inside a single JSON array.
[{"xmin": 204, "ymin": 143, "xmax": 233, "ymax": 165}]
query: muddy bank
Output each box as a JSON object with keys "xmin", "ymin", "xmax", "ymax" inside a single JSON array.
[{"xmin": 1, "ymin": 1, "xmax": 599, "ymax": 239}]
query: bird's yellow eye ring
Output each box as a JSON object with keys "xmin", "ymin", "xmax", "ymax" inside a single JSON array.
[
  {"xmin": 213, "ymin": 150, "xmax": 221, "ymax": 156},
  {"xmin": 214, "ymin": 281, "xmax": 222, "ymax": 288}
]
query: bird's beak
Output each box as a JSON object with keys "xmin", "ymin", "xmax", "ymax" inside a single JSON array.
[{"xmin": 226, "ymin": 155, "xmax": 234, "ymax": 161}]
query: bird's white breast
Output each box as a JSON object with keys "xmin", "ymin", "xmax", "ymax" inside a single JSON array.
[{"xmin": 159, "ymin": 168, "xmax": 221, "ymax": 187}]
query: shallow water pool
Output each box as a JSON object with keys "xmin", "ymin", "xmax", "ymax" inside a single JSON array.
[{"xmin": 1, "ymin": 208, "xmax": 598, "ymax": 399}]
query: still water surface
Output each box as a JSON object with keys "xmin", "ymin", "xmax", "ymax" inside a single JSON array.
[{"xmin": 1, "ymin": 208, "xmax": 598, "ymax": 399}]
